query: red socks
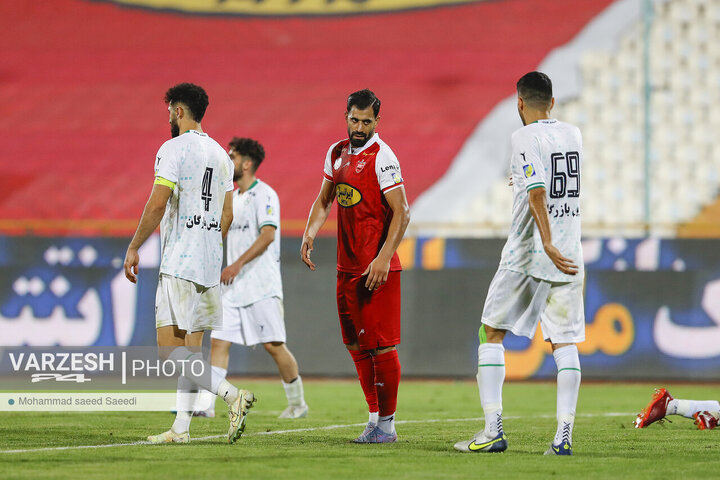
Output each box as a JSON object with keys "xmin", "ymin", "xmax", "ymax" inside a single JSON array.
[
  {"xmin": 372, "ymin": 349, "xmax": 401, "ymax": 416},
  {"xmin": 349, "ymin": 350, "xmax": 378, "ymax": 413}
]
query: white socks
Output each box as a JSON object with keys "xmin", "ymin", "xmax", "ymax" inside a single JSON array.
[
  {"xmin": 477, "ymin": 343, "xmax": 505, "ymax": 436},
  {"xmin": 553, "ymin": 345, "xmax": 581, "ymax": 445},
  {"xmin": 167, "ymin": 348, "xmax": 238, "ymax": 405},
  {"xmin": 210, "ymin": 365, "xmax": 228, "ymax": 393},
  {"xmin": 369, "ymin": 411, "xmax": 379, "ymax": 426},
  {"xmin": 193, "ymin": 366, "xmax": 227, "ymax": 412},
  {"xmin": 378, "ymin": 413, "xmax": 395, "ymax": 434},
  {"xmin": 216, "ymin": 379, "xmax": 239, "ymax": 406},
  {"xmin": 172, "ymin": 376, "xmax": 196, "ymax": 434},
  {"xmin": 667, "ymin": 399, "xmax": 720, "ymax": 418},
  {"xmin": 282, "ymin": 376, "xmax": 307, "ymax": 407}
]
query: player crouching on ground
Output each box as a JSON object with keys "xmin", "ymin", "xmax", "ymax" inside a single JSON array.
[{"xmin": 193, "ymin": 137, "xmax": 308, "ymax": 419}]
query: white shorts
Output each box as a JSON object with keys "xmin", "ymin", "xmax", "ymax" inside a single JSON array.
[
  {"xmin": 481, "ymin": 269, "xmax": 585, "ymax": 343},
  {"xmin": 212, "ymin": 297, "xmax": 286, "ymax": 346},
  {"xmin": 155, "ymin": 274, "xmax": 223, "ymax": 333}
]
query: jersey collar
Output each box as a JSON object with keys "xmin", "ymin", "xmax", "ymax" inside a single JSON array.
[
  {"xmin": 237, "ymin": 179, "xmax": 259, "ymax": 195},
  {"xmin": 183, "ymin": 129, "xmax": 208, "ymax": 136},
  {"xmin": 350, "ymin": 133, "xmax": 379, "ymax": 155}
]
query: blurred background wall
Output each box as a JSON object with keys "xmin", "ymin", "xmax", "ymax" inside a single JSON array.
[{"xmin": 2, "ymin": 0, "xmax": 719, "ymax": 380}]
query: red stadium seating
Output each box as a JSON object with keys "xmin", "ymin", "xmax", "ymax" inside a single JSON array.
[{"xmin": 0, "ymin": 0, "xmax": 612, "ymax": 235}]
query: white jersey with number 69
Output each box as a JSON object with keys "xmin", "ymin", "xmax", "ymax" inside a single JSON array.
[
  {"xmin": 499, "ymin": 119, "xmax": 583, "ymax": 283},
  {"xmin": 153, "ymin": 130, "xmax": 234, "ymax": 287}
]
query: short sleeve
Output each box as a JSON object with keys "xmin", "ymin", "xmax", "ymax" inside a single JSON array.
[
  {"xmin": 256, "ymin": 188, "xmax": 280, "ymax": 231},
  {"xmin": 154, "ymin": 142, "xmax": 179, "ymax": 185},
  {"xmin": 323, "ymin": 144, "xmax": 335, "ymax": 182},
  {"xmin": 512, "ymin": 130, "xmax": 545, "ymax": 192},
  {"xmin": 375, "ymin": 147, "xmax": 404, "ymax": 194}
]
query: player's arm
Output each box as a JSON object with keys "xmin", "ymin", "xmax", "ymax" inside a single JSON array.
[
  {"xmin": 528, "ymin": 187, "xmax": 578, "ymax": 275},
  {"xmin": 221, "ymin": 225, "xmax": 276, "ymax": 285},
  {"xmin": 363, "ymin": 186, "xmax": 410, "ymax": 290},
  {"xmin": 124, "ymin": 184, "xmax": 172, "ymax": 283},
  {"xmin": 301, "ymin": 178, "xmax": 336, "ymax": 271},
  {"xmin": 221, "ymin": 190, "xmax": 234, "ymax": 239}
]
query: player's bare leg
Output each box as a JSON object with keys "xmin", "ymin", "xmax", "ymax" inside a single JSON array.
[
  {"xmin": 454, "ymin": 324, "xmax": 508, "ymax": 453},
  {"xmin": 264, "ymin": 342, "xmax": 308, "ymax": 418},
  {"xmin": 544, "ymin": 342, "xmax": 580, "ymax": 456}
]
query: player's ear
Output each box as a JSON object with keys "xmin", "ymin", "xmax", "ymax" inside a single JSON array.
[
  {"xmin": 517, "ymin": 97, "xmax": 524, "ymax": 111},
  {"xmin": 549, "ymin": 97, "xmax": 555, "ymax": 111}
]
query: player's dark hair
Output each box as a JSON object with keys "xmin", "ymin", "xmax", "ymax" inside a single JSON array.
[
  {"xmin": 228, "ymin": 137, "xmax": 265, "ymax": 171},
  {"xmin": 347, "ymin": 89, "xmax": 381, "ymax": 118},
  {"xmin": 516, "ymin": 72, "xmax": 553, "ymax": 109},
  {"xmin": 164, "ymin": 83, "xmax": 209, "ymax": 122}
]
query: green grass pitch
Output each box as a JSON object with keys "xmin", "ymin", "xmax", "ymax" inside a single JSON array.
[{"xmin": 2, "ymin": 380, "xmax": 720, "ymax": 479}]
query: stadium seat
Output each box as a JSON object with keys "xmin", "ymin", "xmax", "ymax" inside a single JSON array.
[{"xmin": 472, "ymin": 0, "xmax": 720, "ymax": 235}]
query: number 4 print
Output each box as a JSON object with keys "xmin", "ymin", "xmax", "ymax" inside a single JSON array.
[
  {"xmin": 550, "ymin": 151, "xmax": 580, "ymax": 199},
  {"xmin": 201, "ymin": 167, "xmax": 213, "ymax": 211}
]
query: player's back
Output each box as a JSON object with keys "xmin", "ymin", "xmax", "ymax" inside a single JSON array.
[
  {"xmin": 500, "ymin": 119, "xmax": 583, "ymax": 283},
  {"xmin": 155, "ymin": 130, "xmax": 233, "ymax": 287}
]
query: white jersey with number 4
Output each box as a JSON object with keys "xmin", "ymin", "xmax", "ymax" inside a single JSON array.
[
  {"xmin": 499, "ymin": 119, "xmax": 583, "ymax": 283},
  {"xmin": 154, "ymin": 130, "xmax": 234, "ymax": 288},
  {"xmin": 223, "ymin": 179, "xmax": 283, "ymax": 308}
]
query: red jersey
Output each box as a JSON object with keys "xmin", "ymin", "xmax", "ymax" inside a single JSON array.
[{"xmin": 323, "ymin": 133, "xmax": 405, "ymax": 274}]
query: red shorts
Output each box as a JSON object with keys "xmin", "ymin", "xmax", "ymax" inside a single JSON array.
[{"xmin": 336, "ymin": 271, "xmax": 401, "ymax": 350}]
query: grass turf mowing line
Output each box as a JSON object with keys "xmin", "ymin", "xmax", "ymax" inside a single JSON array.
[
  {"xmin": 0, "ymin": 413, "xmax": 637, "ymax": 454},
  {"xmin": 1, "ymin": 381, "xmax": 720, "ymax": 479}
]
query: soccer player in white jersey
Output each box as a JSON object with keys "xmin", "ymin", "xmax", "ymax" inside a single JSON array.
[
  {"xmin": 193, "ymin": 137, "xmax": 308, "ymax": 419},
  {"xmin": 454, "ymin": 72, "xmax": 584, "ymax": 455},
  {"xmin": 123, "ymin": 83, "xmax": 255, "ymax": 445}
]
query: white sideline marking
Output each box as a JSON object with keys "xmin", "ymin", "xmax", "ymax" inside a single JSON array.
[{"xmin": 0, "ymin": 412, "xmax": 634, "ymax": 454}]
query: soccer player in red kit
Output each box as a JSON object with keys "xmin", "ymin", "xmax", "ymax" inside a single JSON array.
[{"xmin": 301, "ymin": 89, "xmax": 410, "ymax": 443}]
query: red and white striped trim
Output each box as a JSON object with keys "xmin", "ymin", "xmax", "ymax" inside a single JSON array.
[{"xmin": 382, "ymin": 182, "xmax": 404, "ymax": 194}]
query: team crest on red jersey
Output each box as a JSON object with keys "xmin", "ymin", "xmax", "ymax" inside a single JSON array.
[{"xmin": 355, "ymin": 159, "xmax": 366, "ymax": 173}]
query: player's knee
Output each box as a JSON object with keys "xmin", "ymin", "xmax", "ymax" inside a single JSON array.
[
  {"xmin": 550, "ymin": 342, "xmax": 575, "ymax": 352},
  {"xmin": 371, "ymin": 345, "xmax": 396, "ymax": 355},
  {"xmin": 263, "ymin": 342, "xmax": 285, "ymax": 354},
  {"xmin": 479, "ymin": 324, "xmax": 505, "ymax": 344},
  {"xmin": 211, "ymin": 338, "xmax": 231, "ymax": 354}
]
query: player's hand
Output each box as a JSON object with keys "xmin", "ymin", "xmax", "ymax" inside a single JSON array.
[
  {"xmin": 362, "ymin": 256, "xmax": 390, "ymax": 291},
  {"xmin": 543, "ymin": 243, "xmax": 578, "ymax": 275},
  {"xmin": 508, "ymin": 175, "xmax": 514, "ymax": 187},
  {"xmin": 124, "ymin": 248, "xmax": 140, "ymax": 284},
  {"xmin": 221, "ymin": 262, "xmax": 242, "ymax": 285},
  {"xmin": 301, "ymin": 236, "xmax": 316, "ymax": 271}
]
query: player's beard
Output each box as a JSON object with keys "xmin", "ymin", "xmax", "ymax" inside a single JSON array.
[
  {"xmin": 233, "ymin": 170, "xmax": 242, "ymax": 182},
  {"xmin": 170, "ymin": 119, "xmax": 180, "ymax": 138},
  {"xmin": 349, "ymin": 128, "xmax": 373, "ymax": 148}
]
